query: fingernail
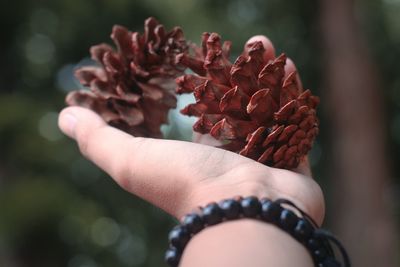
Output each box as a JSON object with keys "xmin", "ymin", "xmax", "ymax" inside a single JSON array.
[{"xmin": 59, "ymin": 112, "xmax": 77, "ymax": 138}]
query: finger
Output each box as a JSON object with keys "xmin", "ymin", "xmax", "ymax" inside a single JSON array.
[
  {"xmin": 245, "ymin": 35, "xmax": 275, "ymax": 62},
  {"xmin": 285, "ymin": 57, "xmax": 303, "ymax": 90},
  {"xmin": 292, "ymin": 156, "xmax": 312, "ymax": 178},
  {"xmin": 284, "ymin": 58, "xmax": 297, "ymax": 77},
  {"xmin": 58, "ymin": 107, "xmax": 248, "ymax": 216}
]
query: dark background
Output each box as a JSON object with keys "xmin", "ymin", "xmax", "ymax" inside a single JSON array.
[{"xmin": 0, "ymin": 0, "xmax": 399, "ymax": 266}]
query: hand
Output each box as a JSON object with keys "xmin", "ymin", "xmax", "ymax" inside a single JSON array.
[{"xmin": 58, "ymin": 36, "xmax": 324, "ymax": 226}]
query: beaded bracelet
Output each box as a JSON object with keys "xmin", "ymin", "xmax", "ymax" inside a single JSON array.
[{"xmin": 165, "ymin": 196, "xmax": 350, "ymax": 267}]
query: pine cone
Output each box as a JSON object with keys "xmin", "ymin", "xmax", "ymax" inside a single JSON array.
[
  {"xmin": 66, "ymin": 17, "xmax": 188, "ymax": 138},
  {"xmin": 176, "ymin": 33, "xmax": 319, "ymax": 169}
]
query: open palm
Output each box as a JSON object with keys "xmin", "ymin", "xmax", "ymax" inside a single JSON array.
[
  {"xmin": 58, "ymin": 106, "xmax": 324, "ymax": 225},
  {"xmin": 58, "ymin": 35, "xmax": 324, "ymax": 225}
]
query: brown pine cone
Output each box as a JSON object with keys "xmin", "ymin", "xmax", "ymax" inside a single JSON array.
[
  {"xmin": 176, "ymin": 33, "xmax": 319, "ymax": 169},
  {"xmin": 66, "ymin": 17, "xmax": 188, "ymax": 138}
]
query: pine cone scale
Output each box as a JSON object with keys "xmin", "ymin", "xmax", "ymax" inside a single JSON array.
[
  {"xmin": 288, "ymin": 129, "xmax": 307, "ymax": 146},
  {"xmin": 239, "ymin": 127, "xmax": 267, "ymax": 156},
  {"xmin": 277, "ymin": 125, "xmax": 298, "ymax": 143},
  {"xmin": 262, "ymin": 125, "xmax": 284, "ymax": 147},
  {"xmin": 246, "ymin": 88, "xmax": 277, "ymax": 125},
  {"xmin": 110, "ymin": 25, "xmax": 133, "ymax": 62},
  {"xmin": 220, "ymin": 87, "xmax": 250, "ymax": 117}
]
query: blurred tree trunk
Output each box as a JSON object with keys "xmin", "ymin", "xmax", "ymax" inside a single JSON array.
[{"xmin": 320, "ymin": 0, "xmax": 398, "ymax": 266}]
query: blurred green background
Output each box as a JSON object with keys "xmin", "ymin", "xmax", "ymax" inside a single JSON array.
[{"xmin": 0, "ymin": 0, "xmax": 399, "ymax": 266}]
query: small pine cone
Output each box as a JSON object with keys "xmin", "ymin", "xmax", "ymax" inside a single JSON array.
[
  {"xmin": 66, "ymin": 17, "xmax": 188, "ymax": 138},
  {"xmin": 176, "ymin": 33, "xmax": 319, "ymax": 169}
]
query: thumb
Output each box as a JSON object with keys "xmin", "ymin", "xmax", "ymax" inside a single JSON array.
[{"xmin": 58, "ymin": 106, "xmax": 106, "ymax": 140}]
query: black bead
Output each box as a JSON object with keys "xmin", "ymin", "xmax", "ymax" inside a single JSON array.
[
  {"xmin": 165, "ymin": 247, "xmax": 181, "ymax": 267},
  {"xmin": 294, "ymin": 219, "xmax": 313, "ymax": 241},
  {"xmin": 318, "ymin": 258, "xmax": 341, "ymax": 267},
  {"xmin": 313, "ymin": 248, "xmax": 327, "ymax": 262},
  {"xmin": 260, "ymin": 200, "xmax": 282, "ymax": 222},
  {"xmin": 219, "ymin": 199, "xmax": 242, "ymax": 220},
  {"xmin": 168, "ymin": 225, "xmax": 190, "ymax": 250},
  {"xmin": 183, "ymin": 213, "xmax": 204, "ymax": 234},
  {"xmin": 279, "ymin": 209, "xmax": 299, "ymax": 231},
  {"xmin": 202, "ymin": 202, "xmax": 223, "ymax": 225},
  {"xmin": 307, "ymin": 237, "xmax": 322, "ymax": 250},
  {"xmin": 241, "ymin": 196, "xmax": 261, "ymax": 218}
]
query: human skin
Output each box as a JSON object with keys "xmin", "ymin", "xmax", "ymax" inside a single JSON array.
[{"xmin": 58, "ymin": 36, "xmax": 324, "ymax": 266}]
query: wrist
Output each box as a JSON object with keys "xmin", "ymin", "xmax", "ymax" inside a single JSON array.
[
  {"xmin": 184, "ymin": 175, "xmax": 324, "ymax": 226},
  {"xmin": 166, "ymin": 196, "xmax": 349, "ymax": 267},
  {"xmin": 183, "ymin": 181, "xmax": 271, "ymax": 220},
  {"xmin": 166, "ymin": 196, "xmax": 350, "ymax": 267},
  {"xmin": 180, "ymin": 219, "xmax": 313, "ymax": 267}
]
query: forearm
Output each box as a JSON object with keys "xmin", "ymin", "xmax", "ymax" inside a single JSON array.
[{"xmin": 180, "ymin": 219, "xmax": 313, "ymax": 267}]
